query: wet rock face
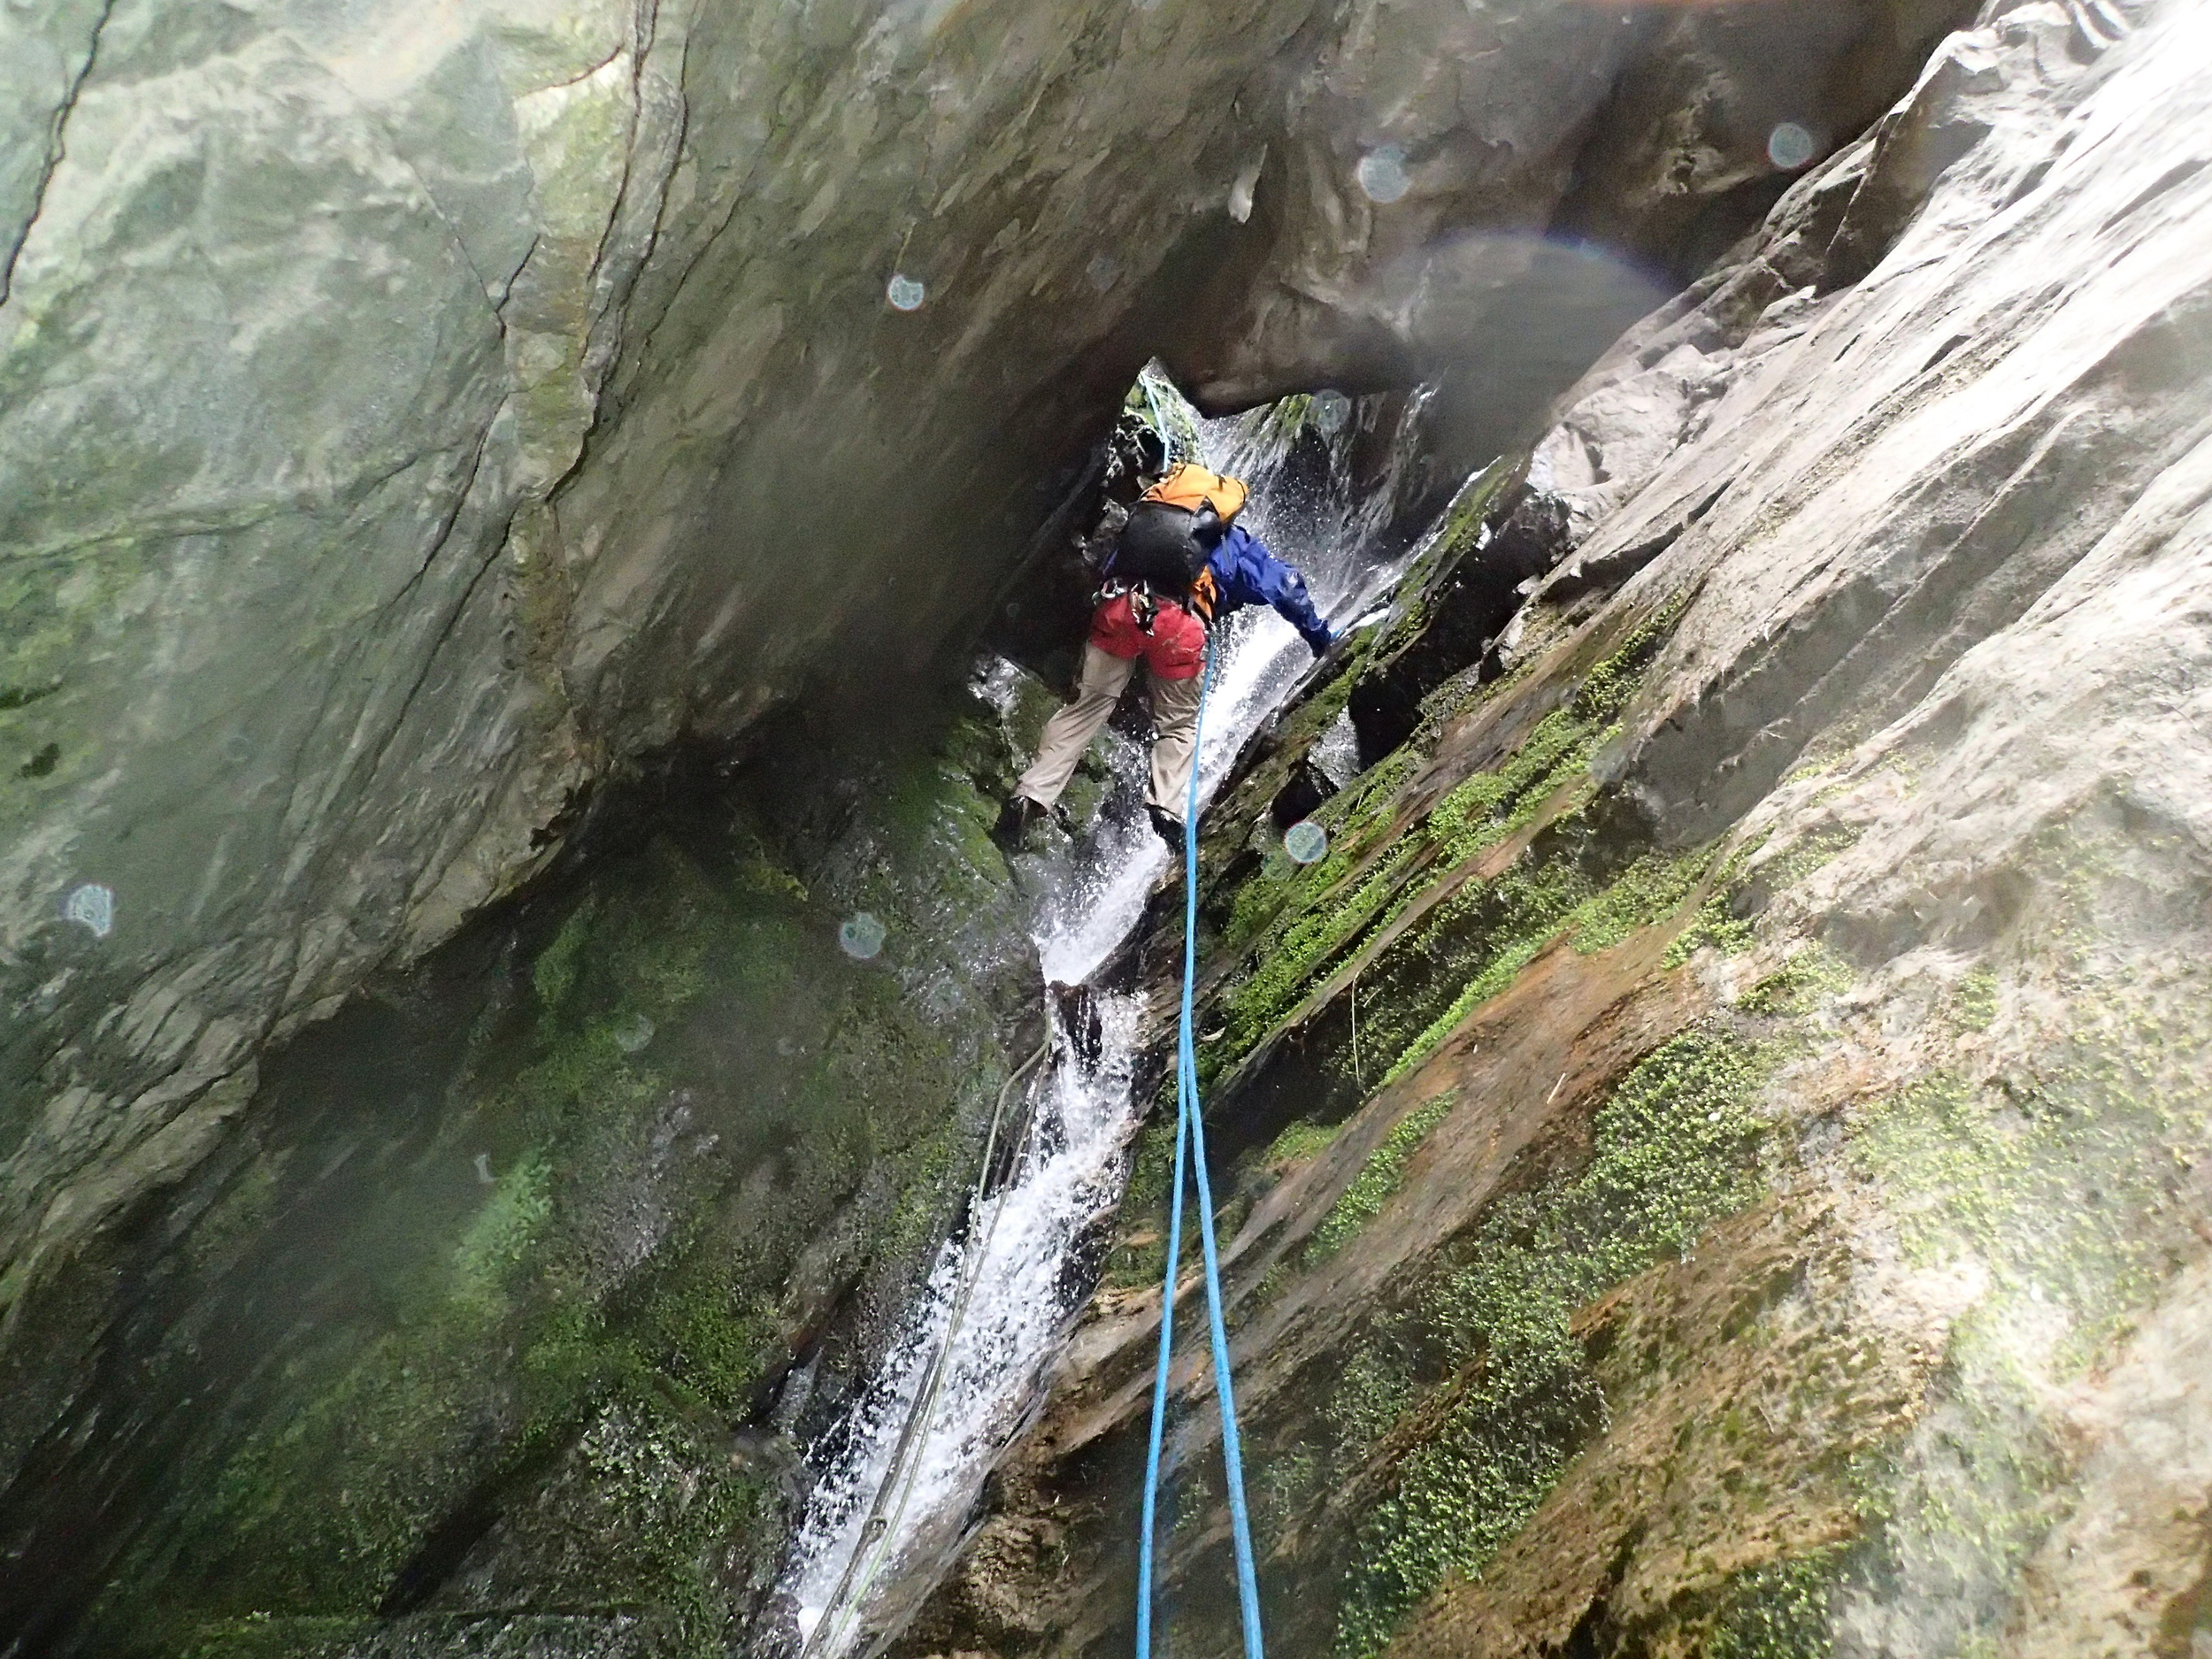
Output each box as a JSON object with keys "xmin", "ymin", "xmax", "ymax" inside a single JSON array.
[
  {"xmin": 0, "ymin": 0, "xmax": 1970, "ymax": 1385},
  {"xmin": 0, "ymin": 684, "xmax": 1050, "ymax": 1655},
  {"xmin": 913, "ymin": 6, "xmax": 2212, "ymax": 1659}
]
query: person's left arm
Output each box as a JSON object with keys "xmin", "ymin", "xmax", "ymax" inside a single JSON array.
[{"xmin": 1215, "ymin": 526, "xmax": 1335, "ymax": 653}]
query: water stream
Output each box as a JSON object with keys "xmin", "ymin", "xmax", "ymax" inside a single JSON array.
[{"xmin": 772, "ymin": 387, "xmax": 1424, "ymax": 1659}]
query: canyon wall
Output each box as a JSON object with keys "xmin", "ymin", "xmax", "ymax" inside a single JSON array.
[
  {"xmin": 0, "ymin": 0, "xmax": 2013, "ymax": 1651},
  {"xmin": 1, "ymin": 0, "xmax": 1962, "ymax": 1371},
  {"xmin": 914, "ymin": 4, "xmax": 2212, "ymax": 1658}
]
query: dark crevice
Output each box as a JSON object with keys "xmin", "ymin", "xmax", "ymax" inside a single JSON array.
[{"xmin": 1, "ymin": 0, "xmax": 118, "ymax": 307}]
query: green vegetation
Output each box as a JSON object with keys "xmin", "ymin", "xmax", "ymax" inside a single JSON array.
[
  {"xmin": 1707, "ymin": 1548, "xmax": 1850, "ymax": 1659},
  {"xmin": 1737, "ymin": 947, "xmax": 1853, "ymax": 1017},
  {"xmin": 1950, "ymin": 967, "xmax": 1999, "ymax": 1032},
  {"xmin": 95, "ymin": 702, "xmax": 1035, "ymax": 1654},
  {"xmin": 1376, "ymin": 843, "xmax": 1716, "ymax": 1087},
  {"xmin": 1304, "ymin": 1094, "xmax": 1456, "ymax": 1262},
  {"xmin": 1210, "ymin": 598, "xmax": 1694, "ymax": 1096},
  {"xmin": 1851, "ymin": 986, "xmax": 2212, "ymax": 1371},
  {"xmin": 531, "ymin": 898, "xmax": 595, "ymax": 1009},
  {"xmin": 1332, "ymin": 1030, "xmax": 1771, "ymax": 1659},
  {"xmin": 1265, "ymin": 1118, "xmax": 1344, "ymax": 1168},
  {"xmin": 1104, "ymin": 1116, "xmax": 1181, "ymax": 1290}
]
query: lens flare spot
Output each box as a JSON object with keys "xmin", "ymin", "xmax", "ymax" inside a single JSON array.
[
  {"xmin": 1356, "ymin": 145, "xmax": 1410, "ymax": 204},
  {"xmin": 1768, "ymin": 122, "xmax": 1816, "ymax": 171},
  {"xmin": 614, "ymin": 1012, "xmax": 656, "ymax": 1054},
  {"xmin": 841, "ymin": 912, "xmax": 887, "ymax": 960},
  {"xmin": 1284, "ymin": 820, "xmax": 1330, "ymax": 865},
  {"xmin": 886, "ymin": 273, "xmax": 926, "ymax": 311},
  {"xmin": 64, "ymin": 882, "xmax": 112, "ymax": 938},
  {"xmin": 1312, "ymin": 388, "xmax": 1352, "ymax": 434}
]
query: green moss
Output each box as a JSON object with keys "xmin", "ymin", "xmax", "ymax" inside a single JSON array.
[
  {"xmin": 1379, "ymin": 845, "xmax": 1716, "ymax": 1087},
  {"xmin": 531, "ymin": 898, "xmax": 595, "ymax": 1010},
  {"xmin": 1333, "ymin": 1029, "xmax": 1771, "ymax": 1659},
  {"xmin": 1305, "ymin": 1094, "xmax": 1456, "ymax": 1262},
  {"xmin": 1759, "ymin": 823, "xmax": 1863, "ymax": 889},
  {"xmin": 1951, "ymin": 967, "xmax": 1999, "ymax": 1033},
  {"xmin": 561, "ymin": 1402, "xmax": 770, "ymax": 1646},
  {"xmin": 1104, "ymin": 1116, "xmax": 1181, "ymax": 1289},
  {"xmin": 95, "ymin": 703, "xmax": 1038, "ymax": 1647},
  {"xmin": 173, "ymin": 1615, "xmax": 373, "ymax": 1658},
  {"xmin": 1849, "ymin": 1003, "xmax": 2212, "ymax": 1371},
  {"xmin": 1324, "ymin": 1340, "xmax": 1418, "ymax": 1449},
  {"xmin": 629, "ymin": 1255, "xmax": 781, "ymax": 1418},
  {"xmin": 1568, "ymin": 847, "xmax": 1716, "ymax": 956},
  {"xmin": 1663, "ymin": 892, "xmax": 1759, "ymax": 968},
  {"xmin": 450, "ymin": 1153, "xmax": 553, "ymax": 1318},
  {"xmin": 1663, "ymin": 828, "xmax": 1824, "ymax": 971},
  {"xmin": 1249, "ymin": 392, "xmax": 1317, "ymax": 450},
  {"xmin": 1737, "ymin": 947, "xmax": 1853, "ymax": 1017},
  {"xmin": 1258, "ymin": 1447, "xmax": 1323, "ymax": 1536},
  {"xmin": 1211, "ymin": 711, "xmax": 1602, "ymax": 1086},
  {"xmin": 1206, "ymin": 588, "xmax": 1697, "ymax": 1098},
  {"xmin": 1707, "ymin": 1548, "xmax": 1848, "ymax": 1659},
  {"xmin": 1360, "ymin": 458, "xmax": 1526, "ymax": 670},
  {"xmin": 1431, "ymin": 712, "xmax": 1595, "ymax": 848},
  {"xmin": 1265, "ymin": 1118, "xmax": 1342, "ymax": 1167}
]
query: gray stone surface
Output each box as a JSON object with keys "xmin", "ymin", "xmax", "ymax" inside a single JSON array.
[
  {"xmin": 903, "ymin": 6, "xmax": 2212, "ymax": 1656},
  {"xmin": 0, "ymin": 0, "xmax": 1963, "ymax": 1402},
  {"xmin": 1524, "ymin": 0, "xmax": 2212, "ymax": 847}
]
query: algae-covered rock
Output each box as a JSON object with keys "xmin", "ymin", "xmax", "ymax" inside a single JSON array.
[
  {"xmin": 907, "ymin": 7, "xmax": 2212, "ymax": 1659},
  {"xmin": 0, "ymin": 691, "xmax": 1043, "ymax": 1655},
  {"xmin": 0, "ymin": 0, "xmax": 1977, "ymax": 1424}
]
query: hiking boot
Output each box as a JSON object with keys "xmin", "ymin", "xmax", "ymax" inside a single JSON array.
[
  {"xmin": 1147, "ymin": 804, "xmax": 1186, "ymax": 850},
  {"xmin": 991, "ymin": 795, "xmax": 1050, "ymax": 851}
]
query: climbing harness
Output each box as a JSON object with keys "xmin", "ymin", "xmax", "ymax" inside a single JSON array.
[
  {"xmin": 1136, "ymin": 646, "xmax": 1268, "ymax": 1659},
  {"xmin": 799, "ymin": 1033, "xmax": 1053, "ymax": 1659}
]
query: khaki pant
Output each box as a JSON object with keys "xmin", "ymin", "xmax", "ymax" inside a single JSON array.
[{"xmin": 1015, "ymin": 643, "xmax": 1205, "ymax": 822}]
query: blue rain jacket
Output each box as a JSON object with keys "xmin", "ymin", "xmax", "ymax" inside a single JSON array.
[{"xmin": 1208, "ymin": 525, "xmax": 1333, "ymax": 653}]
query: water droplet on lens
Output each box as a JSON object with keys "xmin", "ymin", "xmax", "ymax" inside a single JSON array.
[
  {"xmin": 840, "ymin": 912, "xmax": 887, "ymax": 960},
  {"xmin": 1768, "ymin": 122, "xmax": 1816, "ymax": 171},
  {"xmin": 614, "ymin": 1012, "xmax": 656, "ymax": 1054},
  {"xmin": 1356, "ymin": 145, "xmax": 1410, "ymax": 204},
  {"xmin": 1312, "ymin": 389, "xmax": 1351, "ymax": 434},
  {"xmin": 886, "ymin": 273, "xmax": 926, "ymax": 311},
  {"xmin": 64, "ymin": 883, "xmax": 113, "ymax": 938},
  {"xmin": 1284, "ymin": 821, "xmax": 1329, "ymax": 865}
]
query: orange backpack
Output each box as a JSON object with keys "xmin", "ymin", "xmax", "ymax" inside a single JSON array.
[{"xmin": 1140, "ymin": 463, "xmax": 1248, "ymax": 523}]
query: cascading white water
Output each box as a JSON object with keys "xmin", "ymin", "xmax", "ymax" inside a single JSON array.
[{"xmin": 772, "ymin": 381, "xmax": 1422, "ymax": 1659}]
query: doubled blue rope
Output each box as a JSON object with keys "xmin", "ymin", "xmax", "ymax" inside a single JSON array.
[{"xmin": 1136, "ymin": 647, "xmax": 1266, "ymax": 1659}]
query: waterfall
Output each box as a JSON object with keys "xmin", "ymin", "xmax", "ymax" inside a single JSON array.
[{"xmin": 769, "ymin": 381, "xmax": 1425, "ymax": 1659}]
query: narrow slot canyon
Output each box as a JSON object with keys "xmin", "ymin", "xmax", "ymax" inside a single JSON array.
[{"xmin": 4, "ymin": 4, "xmax": 2211, "ymax": 1658}]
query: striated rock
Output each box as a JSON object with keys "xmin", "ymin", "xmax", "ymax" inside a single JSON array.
[
  {"xmin": 911, "ymin": 5, "xmax": 2212, "ymax": 1659},
  {"xmin": 0, "ymin": 0, "xmax": 1972, "ymax": 1400},
  {"xmin": 0, "ymin": 681, "xmax": 1051, "ymax": 1654}
]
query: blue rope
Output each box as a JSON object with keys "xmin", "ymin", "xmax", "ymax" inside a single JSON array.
[{"xmin": 1135, "ymin": 646, "xmax": 1267, "ymax": 1659}]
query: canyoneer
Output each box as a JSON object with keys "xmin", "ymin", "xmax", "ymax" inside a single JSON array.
[{"xmin": 995, "ymin": 457, "xmax": 1338, "ymax": 850}]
